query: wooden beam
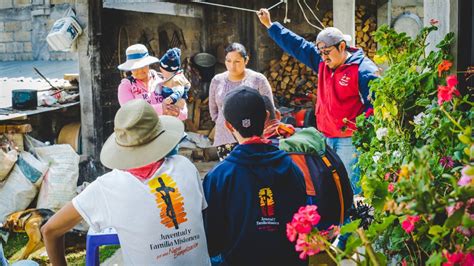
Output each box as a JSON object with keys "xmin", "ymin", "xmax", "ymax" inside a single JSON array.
[{"xmin": 77, "ymin": 0, "xmax": 104, "ymax": 161}]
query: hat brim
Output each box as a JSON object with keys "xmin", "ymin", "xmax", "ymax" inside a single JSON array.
[
  {"xmin": 117, "ymin": 56, "xmax": 159, "ymax": 71},
  {"xmin": 100, "ymin": 115, "xmax": 184, "ymax": 170}
]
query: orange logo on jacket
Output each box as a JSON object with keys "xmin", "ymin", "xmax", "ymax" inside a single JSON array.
[
  {"xmin": 258, "ymin": 188, "xmax": 275, "ymax": 216},
  {"xmin": 148, "ymin": 173, "xmax": 188, "ymax": 229}
]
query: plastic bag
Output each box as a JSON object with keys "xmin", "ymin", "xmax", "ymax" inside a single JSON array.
[
  {"xmin": 0, "ymin": 166, "xmax": 37, "ymax": 222},
  {"xmin": 0, "ymin": 151, "xmax": 48, "ymax": 222},
  {"xmin": 35, "ymin": 144, "xmax": 79, "ymax": 211},
  {"xmin": 0, "ymin": 149, "xmax": 17, "ymax": 182}
]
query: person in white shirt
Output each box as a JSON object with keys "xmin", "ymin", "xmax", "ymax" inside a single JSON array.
[{"xmin": 41, "ymin": 99, "xmax": 210, "ymax": 266}]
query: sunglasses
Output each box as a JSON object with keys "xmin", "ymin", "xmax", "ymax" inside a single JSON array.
[{"xmin": 317, "ymin": 41, "xmax": 342, "ymax": 55}]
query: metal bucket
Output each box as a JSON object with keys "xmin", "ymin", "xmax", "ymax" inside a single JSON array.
[{"xmin": 193, "ymin": 53, "xmax": 217, "ymax": 82}]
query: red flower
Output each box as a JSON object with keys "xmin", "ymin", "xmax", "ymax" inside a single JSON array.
[
  {"xmin": 443, "ymin": 250, "xmax": 474, "ymax": 266},
  {"xmin": 463, "ymin": 253, "xmax": 474, "ymax": 266},
  {"xmin": 401, "ymin": 259, "xmax": 408, "ymax": 266},
  {"xmin": 438, "ymin": 85, "xmax": 460, "ymax": 105},
  {"xmin": 364, "ymin": 108, "xmax": 374, "ymax": 118},
  {"xmin": 430, "ymin": 18, "xmax": 439, "ymax": 25},
  {"xmin": 438, "ymin": 60, "xmax": 453, "ymax": 77},
  {"xmin": 446, "ymin": 75, "xmax": 458, "ymax": 87},
  {"xmin": 401, "ymin": 215, "xmax": 420, "ymax": 234}
]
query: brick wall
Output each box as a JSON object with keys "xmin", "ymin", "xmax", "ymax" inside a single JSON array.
[{"xmin": 0, "ymin": 0, "xmax": 78, "ymax": 61}]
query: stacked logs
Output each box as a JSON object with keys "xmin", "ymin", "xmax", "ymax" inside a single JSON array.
[
  {"xmin": 264, "ymin": 52, "xmax": 318, "ymax": 106},
  {"xmin": 321, "ymin": 5, "xmax": 377, "ymax": 58}
]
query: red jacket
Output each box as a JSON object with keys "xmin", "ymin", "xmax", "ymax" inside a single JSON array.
[
  {"xmin": 316, "ymin": 60, "xmax": 364, "ymax": 137},
  {"xmin": 268, "ymin": 23, "xmax": 379, "ymax": 137}
]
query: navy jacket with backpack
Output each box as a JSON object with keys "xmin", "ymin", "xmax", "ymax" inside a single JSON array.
[
  {"xmin": 276, "ymin": 127, "xmax": 354, "ymax": 229},
  {"xmin": 203, "ymin": 143, "xmax": 306, "ymax": 266}
]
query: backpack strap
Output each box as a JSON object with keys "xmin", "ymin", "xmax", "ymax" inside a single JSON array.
[
  {"xmin": 289, "ymin": 154, "xmax": 316, "ymax": 196},
  {"xmin": 321, "ymin": 155, "xmax": 345, "ymax": 225}
]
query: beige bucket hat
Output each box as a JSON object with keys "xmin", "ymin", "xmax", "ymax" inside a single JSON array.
[
  {"xmin": 117, "ymin": 44, "xmax": 159, "ymax": 71},
  {"xmin": 100, "ymin": 99, "xmax": 184, "ymax": 169}
]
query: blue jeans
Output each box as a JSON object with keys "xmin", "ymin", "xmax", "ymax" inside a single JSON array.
[{"xmin": 326, "ymin": 137, "xmax": 361, "ymax": 195}]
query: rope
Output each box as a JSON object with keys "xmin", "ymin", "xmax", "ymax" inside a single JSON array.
[
  {"xmin": 192, "ymin": 0, "xmax": 285, "ymax": 13},
  {"xmin": 303, "ymin": 0, "xmax": 325, "ymax": 29},
  {"xmin": 283, "ymin": 0, "xmax": 290, "ymax": 23},
  {"xmin": 297, "ymin": 0, "xmax": 324, "ymax": 31},
  {"xmin": 267, "ymin": 0, "xmax": 285, "ymax": 11}
]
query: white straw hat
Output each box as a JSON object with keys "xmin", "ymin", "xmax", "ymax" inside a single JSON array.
[{"xmin": 117, "ymin": 44, "xmax": 159, "ymax": 71}]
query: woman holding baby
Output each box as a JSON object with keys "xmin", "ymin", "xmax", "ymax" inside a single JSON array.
[{"xmin": 117, "ymin": 44, "xmax": 189, "ymax": 120}]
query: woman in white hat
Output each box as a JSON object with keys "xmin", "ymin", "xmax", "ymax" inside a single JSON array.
[{"xmin": 117, "ymin": 44, "xmax": 188, "ymax": 120}]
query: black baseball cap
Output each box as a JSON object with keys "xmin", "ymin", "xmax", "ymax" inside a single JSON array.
[{"xmin": 223, "ymin": 86, "xmax": 266, "ymax": 138}]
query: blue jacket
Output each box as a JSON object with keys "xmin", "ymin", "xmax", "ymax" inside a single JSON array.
[
  {"xmin": 268, "ymin": 22, "xmax": 378, "ymax": 137},
  {"xmin": 203, "ymin": 143, "xmax": 306, "ymax": 265}
]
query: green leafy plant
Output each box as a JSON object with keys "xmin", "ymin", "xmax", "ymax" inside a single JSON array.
[{"xmin": 348, "ymin": 22, "xmax": 474, "ymax": 265}]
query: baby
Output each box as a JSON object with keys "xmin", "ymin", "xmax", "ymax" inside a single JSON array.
[{"xmin": 158, "ymin": 48, "xmax": 191, "ymax": 109}]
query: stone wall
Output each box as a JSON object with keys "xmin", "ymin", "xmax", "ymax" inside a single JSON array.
[{"xmin": 0, "ymin": 0, "xmax": 78, "ymax": 61}]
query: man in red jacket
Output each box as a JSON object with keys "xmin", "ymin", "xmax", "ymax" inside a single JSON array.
[{"xmin": 257, "ymin": 9, "xmax": 379, "ymax": 195}]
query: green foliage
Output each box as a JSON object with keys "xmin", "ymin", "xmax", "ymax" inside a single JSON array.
[
  {"xmin": 347, "ymin": 24, "xmax": 474, "ymax": 264},
  {"xmin": 3, "ymin": 233, "xmax": 28, "ymax": 258}
]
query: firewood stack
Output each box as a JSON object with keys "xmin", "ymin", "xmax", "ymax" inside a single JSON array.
[
  {"xmin": 264, "ymin": 52, "xmax": 318, "ymax": 106},
  {"xmin": 321, "ymin": 6, "xmax": 377, "ymax": 59}
]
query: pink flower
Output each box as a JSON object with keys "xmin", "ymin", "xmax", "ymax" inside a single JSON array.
[
  {"xmin": 295, "ymin": 233, "xmax": 324, "ymax": 259},
  {"xmin": 443, "ymin": 250, "xmax": 474, "ymax": 266},
  {"xmin": 440, "ymin": 156, "xmax": 455, "ymax": 169},
  {"xmin": 458, "ymin": 166, "xmax": 473, "ymax": 187},
  {"xmin": 438, "ymin": 75, "xmax": 461, "ymax": 105},
  {"xmin": 446, "ymin": 202, "xmax": 464, "ymax": 217},
  {"xmin": 438, "ymin": 85, "xmax": 461, "ymax": 105},
  {"xmin": 443, "ymin": 251, "xmax": 465, "ymax": 266},
  {"xmin": 401, "ymin": 215, "xmax": 420, "ymax": 234},
  {"xmin": 289, "ymin": 205, "xmax": 321, "ymax": 235},
  {"xmin": 319, "ymin": 225, "xmax": 340, "ymax": 239},
  {"xmin": 430, "ymin": 18, "xmax": 439, "ymax": 25},
  {"xmin": 286, "ymin": 222, "xmax": 298, "ymax": 242},
  {"xmin": 388, "ymin": 183, "xmax": 395, "ymax": 193},
  {"xmin": 292, "ymin": 215, "xmax": 313, "ymax": 234},
  {"xmin": 446, "ymin": 75, "xmax": 458, "ymax": 87},
  {"xmin": 298, "ymin": 205, "xmax": 321, "ymax": 225},
  {"xmin": 401, "ymin": 259, "xmax": 408, "ymax": 266},
  {"xmin": 463, "ymin": 253, "xmax": 474, "ymax": 266},
  {"xmin": 456, "ymin": 226, "xmax": 474, "ymax": 237},
  {"xmin": 384, "ymin": 172, "xmax": 391, "ymax": 181}
]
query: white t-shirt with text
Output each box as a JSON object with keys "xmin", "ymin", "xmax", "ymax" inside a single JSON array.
[{"xmin": 72, "ymin": 155, "xmax": 210, "ymax": 265}]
